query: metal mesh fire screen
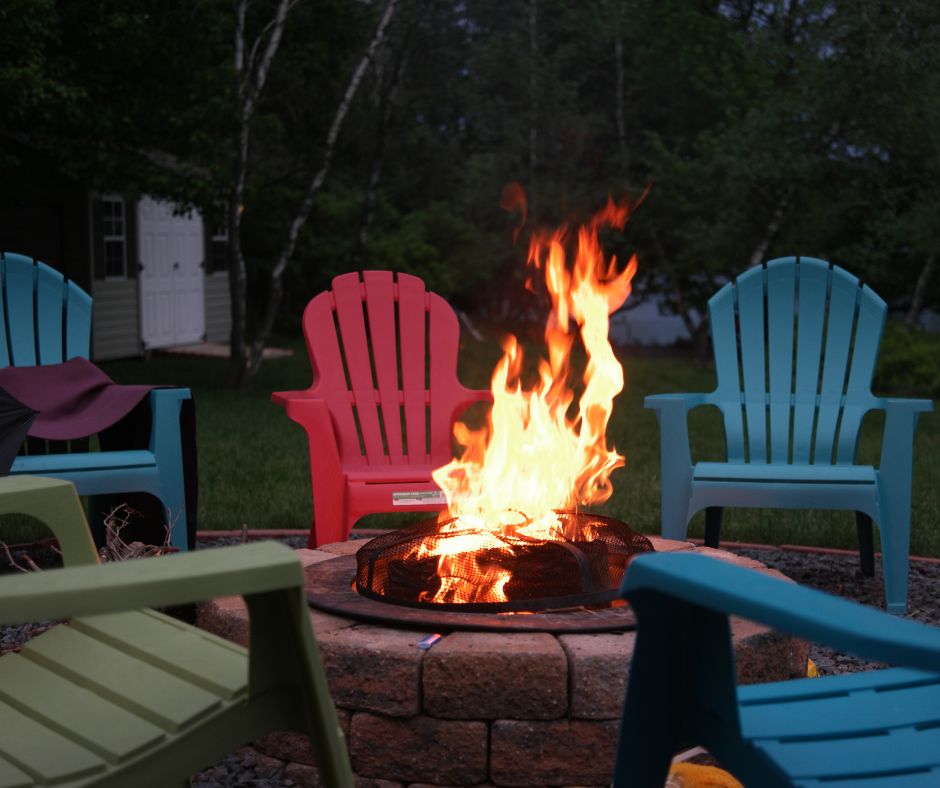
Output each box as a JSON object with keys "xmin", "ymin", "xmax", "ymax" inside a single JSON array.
[{"xmin": 355, "ymin": 512, "xmax": 655, "ymax": 613}]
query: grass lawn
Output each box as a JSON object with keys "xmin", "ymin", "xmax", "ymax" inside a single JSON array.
[{"xmin": 96, "ymin": 326, "xmax": 940, "ymax": 557}]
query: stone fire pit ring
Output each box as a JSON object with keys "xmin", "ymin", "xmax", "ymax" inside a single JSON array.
[{"xmin": 197, "ymin": 536, "xmax": 811, "ymax": 787}]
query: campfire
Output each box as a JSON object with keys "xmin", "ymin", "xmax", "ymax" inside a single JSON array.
[{"xmin": 357, "ymin": 195, "xmax": 653, "ymax": 612}]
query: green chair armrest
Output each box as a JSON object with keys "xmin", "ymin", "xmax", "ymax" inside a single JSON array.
[
  {"xmin": 622, "ymin": 552, "xmax": 940, "ymax": 672},
  {"xmin": 0, "ymin": 541, "xmax": 305, "ymax": 625},
  {"xmin": 0, "ymin": 476, "xmax": 99, "ymax": 566}
]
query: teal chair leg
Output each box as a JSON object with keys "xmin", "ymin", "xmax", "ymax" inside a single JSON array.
[
  {"xmin": 149, "ymin": 389, "xmax": 190, "ymax": 551},
  {"xmin": 704, "ymin": 507, "xmax": 723, "ymax": 548},
  {"xmin": 855, "ymin": 512, "xmax": 875, "ymax": 577},
  {"xmin": 879, "ymin": 510, "xmax": 911, "ymax": 615}
]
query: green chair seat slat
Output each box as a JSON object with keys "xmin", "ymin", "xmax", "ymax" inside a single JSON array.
[
  {"xmin": 72, "ymin": 610, "xmax": 247, "ymax": 700},
  {"xmin": 766, "ymin": 258, "xmax": 797, "ymax": 463},
  {"xmin": 792, "ymin": 259, "xmax": 829, "ymax": 464},
  {"xmin": 740, "ymin": 676, "xmax": 940, "ymax": 739},
  {"xmin": 3, "ymin": 254, "xmax": 37, "ymax": 367},
  {"xmin": 0, "ymin": 698, "xmax": 103, "ymax": 784},
  {"xmin": 693, "ymin": 461, "xmax": 875, "ymax": 484},
  {"xmin": 0, "ymin": 755, "xmax": 32, "ymax": 788},
  {"xmin": 0, "ymin": 653, "xmax": 166, "ymax": 762},
  {"xmin": 21, "ymin": 624, "xmax": 223, "ymax": 732},
  {"xmin": 35, "ymin": 263, "xmax": 66, "ymax": 365},
  {"xmin": 736, "ymin": 266, "xmax": 768, "ymax": 462},
  {"xmin": 759, "ymin": 723, "xmax": 940, "ymax": 780}
]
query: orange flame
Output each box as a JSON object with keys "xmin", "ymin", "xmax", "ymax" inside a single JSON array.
[{"xmin": 422, "ymin": 196, "xmax": 637, "ymax": 604}]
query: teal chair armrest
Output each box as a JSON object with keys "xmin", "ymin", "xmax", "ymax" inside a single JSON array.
[
  {"xmin": 874, "ymin": 396, "xmax": 934, "ymax": 478},
  {"xmin": 872, "ymin": 396, "xmax": 935, "ymax": 415},
  {"xmin": 622, "ymin": 552, "xmax": 940, "ymax": 672},
  {"xmin": 643, "ymin": 392, "xmax": 712, "ymax": 412},
  {"xmin": 0, "ymin": 541, "xmax": 305, "ymax": 625},
  {"xmin": 644, "ymin": 394, "xmax": 713, "ymax": 457}
]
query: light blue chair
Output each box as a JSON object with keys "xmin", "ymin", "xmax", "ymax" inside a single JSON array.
[
  {"xmin": 614, "ymin": 552, "xmax": 940, "ymax": 787},
  {"xmin": 646, "ymin": 256, "xmax": 932, "ymax": 613},
  {"xmin": 0, "ymin": 251, "xmax": 193, "ymax": 551}
]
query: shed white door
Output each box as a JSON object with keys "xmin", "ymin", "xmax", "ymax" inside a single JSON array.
[{"xmin": 137, "ymin": 197, "xmax": 205, "ymax": 348}]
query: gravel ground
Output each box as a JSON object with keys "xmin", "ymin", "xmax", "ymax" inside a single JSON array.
[{"xmin": 2, "ymin": 537, "xmax": 938, "ymax": 786}]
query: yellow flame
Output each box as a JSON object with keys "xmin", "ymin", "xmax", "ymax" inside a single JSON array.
[{"xmin": 422, "ymin": 196, "xmax": 637, "ymax": 603}]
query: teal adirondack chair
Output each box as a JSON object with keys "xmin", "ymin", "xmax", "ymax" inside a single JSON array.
[
  {"xmin": 0, "ymin": 251, "xmax": 193, "ymax": 551},
  {"xmin": 0, "ymin": 475, "xmax": 353, "ymax": 787},
  {"xmin": 614, "ymin": 552, "xmax": 940, "ymax": 787},
  {"xmin": 646, "ymin": 256, "xmax": 932, "ymax": 613}
]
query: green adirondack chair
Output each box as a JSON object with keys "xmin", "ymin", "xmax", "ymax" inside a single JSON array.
[
  {"xmin": 614, "ymin": 552, "xmax": 940, "ymax": 787},
  {"xmin": 646, "ymin": 256, "xmax": 933, "ymax": 613},
  {"xmin": 0, "ymin": 476, "xmax": 353, "ymax": 787}
]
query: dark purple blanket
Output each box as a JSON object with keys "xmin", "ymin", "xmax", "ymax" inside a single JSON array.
[{"xmin": 0, "ymin": 357, "xmax": 154, "ymax": 440}]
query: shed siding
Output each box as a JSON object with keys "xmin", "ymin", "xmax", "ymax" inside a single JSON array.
[
  {"xmin": 204, "ymin": 274, "xmax": 231, "ymax": 343},
  {"xmin": 92, "ymin": 279, "xmax": 141, "ymax": 360}
]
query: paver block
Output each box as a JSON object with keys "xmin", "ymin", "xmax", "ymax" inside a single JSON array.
[
  {"xmin": 424, "ymin": 632, "xmax": 567, "ymax": 719},
  {"xmin": 350, "ymin": 713, "xmax": 487, "ymax": 785},
  {"xmin": 559, "ymin": 631, "xmax": 635, "ymax": 719},
  {"xmin": 490, "ymin": 719, "xmax": 618, "ymax": 786},
  {"xmin": 319, "ymin": 625, "xmax": 427, "ymax": 716}
]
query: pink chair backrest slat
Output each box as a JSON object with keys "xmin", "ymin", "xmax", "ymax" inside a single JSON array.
[
  {"xmin": 363, "ymin": 271, "xmax": 405, "ymax": 462},
  {"xmin": 303, "ymin": 289, "xmax": 363, "ymax": 465},
  {"xmin": 331, "ymin": 273, "xmax": 388, "ymax": 465},
  {"xmin": 428, "ymin": 292, "xmax": 464, "ymax": 464},
  {"xmin": 397, "ymin": 274, "xmax": 430, "ymax": 464}
]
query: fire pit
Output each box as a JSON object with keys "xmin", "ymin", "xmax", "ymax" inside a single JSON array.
[
  {"xmin": 197, "ymin": 538, "xmax": 811, "ymax": 787},
  {"xmin": 355, "ymin": 511, "xmax": 653, "ymax": 613},
  {"xmin": 194, "ymin": 200, "xmax": 806, "ymax": 784}
]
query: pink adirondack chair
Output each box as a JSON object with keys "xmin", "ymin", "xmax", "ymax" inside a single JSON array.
[{"xmin": 273, "ymin": 271, "xmax": 492, "ymax": 547}]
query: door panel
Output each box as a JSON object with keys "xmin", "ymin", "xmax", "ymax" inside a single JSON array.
[{"xmin": 138, "ymin": 198, "xmax": 205, "ymax": 348}]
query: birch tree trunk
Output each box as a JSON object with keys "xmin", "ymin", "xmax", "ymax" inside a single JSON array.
[
  {"xmin": 228, "ymin": 0, "xmax": 296, "ymax": 387},
  {"xmin": 227, "ymin": 0, "xmax": 401, "ymax": 388}
]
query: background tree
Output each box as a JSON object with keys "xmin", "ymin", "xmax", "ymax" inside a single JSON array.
[{"xmin": 3, "ymin": 0, "xmax": 939, "ymax": 386}]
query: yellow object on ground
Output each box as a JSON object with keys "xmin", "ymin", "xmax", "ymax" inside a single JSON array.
[
  {"xmin": 807, "ymin": 657, "xmax": 819, "ymax": 677},
  {"xmin": 667, "ymin": 761, "xmax": 744, "ymax": 787}
]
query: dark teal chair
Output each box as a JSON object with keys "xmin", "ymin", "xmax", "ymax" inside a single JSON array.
[
  {"xmin": 0, "ymin": 251, "xmax": 193, "ymax": 551},
  {"xmin": 614, "ymin": 552, "xmax": 940, "ymax": 787},
  {"xmin": 646, "ymin": 256, "xmax": 932, "ymax": 613}
]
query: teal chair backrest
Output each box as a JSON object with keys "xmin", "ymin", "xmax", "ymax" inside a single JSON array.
[
  {"xmin": 0, "ymin": 251, "xmax": 92, "ymax": 368},
  {"xmin": 709, "ymin": 256, "xmax": 886, "ymax": 466}
]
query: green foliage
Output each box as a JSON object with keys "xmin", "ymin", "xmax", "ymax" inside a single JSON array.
[
  {"xmin": 4, "ymin": 0, "xmax": 940, "ymax": 334},
  {"xmin": 874, "ymin": 321, "xmax": 940, "ymax": 398}
]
